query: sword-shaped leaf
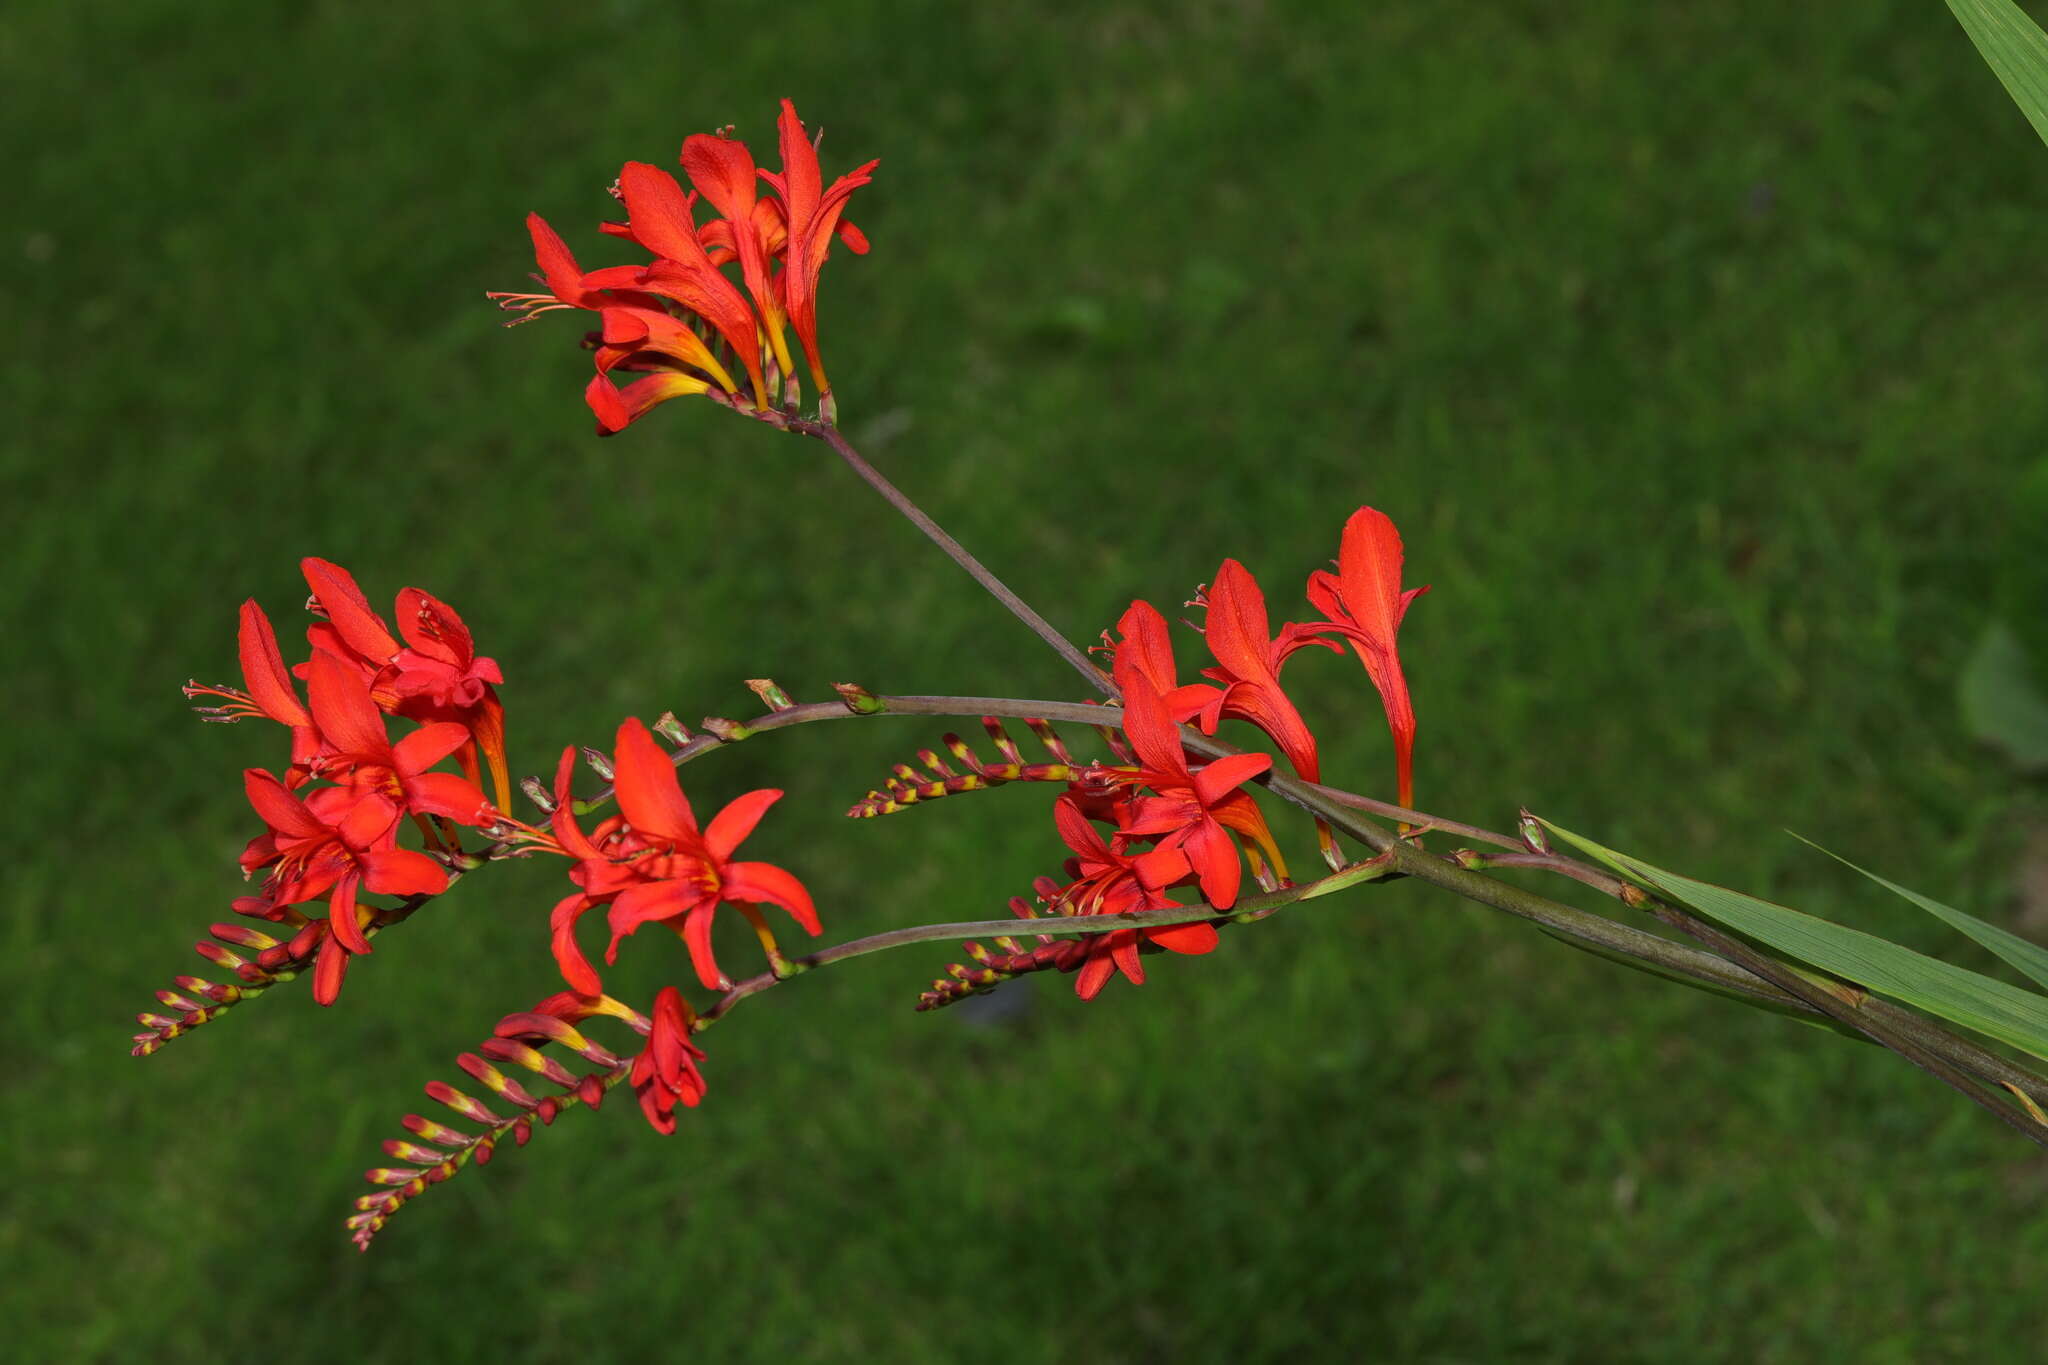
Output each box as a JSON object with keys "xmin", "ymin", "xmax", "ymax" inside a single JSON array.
[
  {"xmin": 1947, "ymin": 0, "xmax": 2048, "ymax": 149},
  {"xmin": 1540, "ymin": 818, "xmax": 2048, "ymax": 1064},
  {"xmin": 1791, "ymin": 833, "xmax": 2048, "ymax": 993}
]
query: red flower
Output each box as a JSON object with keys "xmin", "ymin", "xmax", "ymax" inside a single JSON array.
[
  {"xmin": 301, "ymin": 651, "xmax": 492, "ymax": 828},
  {"xmin": 489, "ymin": 212, "xmax": 664, "ymax": 321},
  {"xmin": 1102, "ymin": 600, "xmax": 1224, "ymax": 722},
  {"xmin": 1103, "ymin": 668, "xmax": 1285, "ymax": 909},
  {"xmin": 1306, "ymin": 508, "xmax": 1429, "ymax": 808},
  {"xmin": 238, "ymin": 773, "xmax": 448, "ymax": 1004},
  {"xmin": 183, "ymin": 600, "xmax": 324, "ymax": 788},
  {"xmin": 1046, "ymin": 796, "xmax": 1215, "ymax": 1000},
  {"xmin": 298, "ymin": 559, "xmax": 511, "ymax": 812},
  {"xmin": 501, "ymin": 103, "xmax": 873, "ymax": 428},
  {"xmin": 679, "ymin": 128, "xmax": 791, "ymax": 396},
  {"xmin": 1187, "ymin": 560, "xmax": 1336, "ymax": 782},
  {"xmin": 611, "ymin": 160, "xmax": 766, "ymax": 403},
  {"xmin": 550, "ymin": 718, "xmax": 818, "ymax": 994},
  {"xmin": 764, "ymin": 99, "xmax": 877, "ymax": 420},
  {"xmin": 630, "ymin": 986, "xmax": 708, "ymax": 1134}
]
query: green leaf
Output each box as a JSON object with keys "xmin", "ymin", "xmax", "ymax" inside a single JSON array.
[
  {"xmin": 1960, "ymin": 621, "xmax": 2048, "ymax": 772},
  {"xmin": 1947, "ymin": 0, "xmax": 2048, "ymax": 149},
  {"xmin": 1791, "ymin": 833, "xmax": 2048, "ymax": 992},
  {"xmin": 1540, "ymin": 817, "xmax": 2048, "ymax": 1063}
]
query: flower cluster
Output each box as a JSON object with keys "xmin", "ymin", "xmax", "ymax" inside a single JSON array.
[
  {"xmin": 927, "ymin": 507, "xmax": 1425, "ymax": 1004},
  {"xmin": 127, "ymin": 103, "xmax": 1465, "ymax": 1254},
  {"xmin": 493, "ymin": 98, "xmax": 875, "ymax": 430},
  {"xmin": 181, "ymin": 559, "xmax": 505, "ymax": 1005},
  {"xmin": 174, "ymin": 565, "xmax": 819, "ymax": 1135}
]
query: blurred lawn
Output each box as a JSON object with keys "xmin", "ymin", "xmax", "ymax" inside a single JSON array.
[{"xmin": 8, "ymin": 0, "xmax": 2048, "ymax": 1359}]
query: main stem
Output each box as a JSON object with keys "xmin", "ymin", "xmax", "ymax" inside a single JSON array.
[{"xmin": 790, "ymin": 418, "xmax": 1113, "ymax": 699}]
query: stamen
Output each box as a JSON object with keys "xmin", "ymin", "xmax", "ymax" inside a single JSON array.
[{"xmin": 183, "ymin": 681, "xmax": 262, "ymax": 722}]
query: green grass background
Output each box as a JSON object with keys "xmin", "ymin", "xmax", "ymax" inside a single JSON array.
[{"xmin": 8, "ymin": 0, "xmax": 2048, "ymax": 1359}]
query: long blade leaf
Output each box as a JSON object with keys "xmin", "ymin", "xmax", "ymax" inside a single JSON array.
[
  {"xmin": 1540, "ymin": 817, "xmax": 2048, "ymax": 1064},
  {"xmin": 1790, "ymin": 832, "xmax": 2048, "ymax": 992},
  {"xmin": 1947, "ymin": 0, "xmax": 2048, "ymax": 148}
]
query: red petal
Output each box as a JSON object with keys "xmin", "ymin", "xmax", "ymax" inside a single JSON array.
[
  {"xmin": 584, "ymin": 371, "xmax": 709, "ymax": 433},
  {"xmin": 612, "ymin": 717, "xmax": 696, "ymax": 841},
  {"xmin": 1191, "ymin": 752, "xmax": 1270, "ymax": 808},
  {"xmin": 634, "ymin": 260, "xmax": 768, "ymax": 402},
  {"xmin": 1132, "ymin": 844, "xmax": 1192, "ymax": 890},
  {"xmin": 1147, "ymin": 921, "xmax": 1218, "ymax": 955},
  {"xmin": 301, "ymin": 558, "xmax": 398, "ymax": 662},
  {"xmin": 703, "ymin": 788, "xmax": 783, "ymax": 861},
  {"xmin": 597, "ymin": 306, "xmax": 735, "ymax": 393},
  {"xmin": 550, "ymin": 749, "xmax": 606, "ymax": 863},
  {"xmin": 680, "ymin": 133, "xmax": 760, "ymax": 229},
  {"xmin": 1115, "ymin": 672, "xmax": 1189, "ymax": 779},
  {"xmin": 1110, "ymin": 934, "xmax": 1146, "ymax": 985},
  {"xmin": 244, "ymin": 768, "xmax": 326, "ymax": 838},
  {"xmin": 1052, "ymin": 794, "xmax": 1112, "ymax": 861},
  {"xmin": 395, "ymin": 587, "xmax": 473, "ymax": 668},
  {"xmin": 606, "ymin": 881, "xmax": 694, "ymax": 961},
  {"xmin": 236, "ymin": 600, "xmax": 310, "ymax": 727},
  {"xmin": 1075, "ymin": 952, "xmax": 1115, "ymax": 1001},
  {"xmin": 681, "ymin": 903, "xmax": 728, "ymax": 991},
  {"xmin": 392, "ymin": 721, "xmax": 471, "ymax": 777},
  {"xmin": 359, "ymin": 848, "xmax": 449, "ymax": 898},
  {"xmin": 1112, "ymin": 600, "xmax": 1180, "ymax": 696},
  {"xmin": 306, "ymin": 650, "xmax": 391, "ymax": 760},
  {"xmin": 721, "ymin": 861, "xmax": 818, "ymax": 935},
  {"xmin": 679, "ymin": 131, "xmax": 780, "ymax": 334},
  {"xmin": 776, "ymin": 100, "xmax": 822, "ymax": 242},
  {"xmin": 328, "ymin": 872, "xmax": 372, "ymax": 954},
  {"xmin": 550, "ymin": 894, "xmax": 602, "ymax": 997},
  {"xmin": 335, "ymin": 791, "xmax": 401, "ymax": 850},
  {"xmin": 1203, "ymin": 560, "xmax": 1276, "ymax": 686},
  {"xmin": 312, "ymin": 929, "xmax": 349, "ymax": 1006},
  {"xmin": 525, "ymin": 212, "xmax": 587, "ymax": 305},
  {"xmin": 617, "ymin": 162, "xmax": 707, "ymax": 264},
  {"xmin": 400, "ymin": 771, "xmax": 490, "ymax": 825},
  {"xmin": 1180, "ymin": 819, "xmax": 1241, "ymax": 909},
  {"xmin": 1337, "ymin": 507, "xmax": 1407, "ymax": 632}
]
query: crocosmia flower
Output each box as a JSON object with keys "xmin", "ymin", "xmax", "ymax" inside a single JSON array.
[
  {"xmin": 1046, "ymin": 795, "xmax": 1215, "ymax": 1000},
  {"xmin": 494, "ymin": 100, "xmax": 874, "ymax": 430},
  {"xmin": 1307, "ymin": 507, "xmax": 1428, "ymax": 808},
  {"xmin": 549, "ymin": 718, "xmax": 818, "ymax": 994},
  {"xmin": 631, "ymin": 985, "xmax": 708, "ymax": 1134},
  {"xmin": 1102, "ymin": 668, "xmax": 1285, "ymax": 910},
  {"xmin": 238, "ymin": 773, "xmax": 449, "ymax": 1004},
  {"xmin": 298, "ymin": 558, "xmax": 511, "ymax": 812}
]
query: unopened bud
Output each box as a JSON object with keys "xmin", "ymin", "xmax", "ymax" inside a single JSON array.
[
  {"xmin": 744, "ymin": 678, "xmax": 795, "ymax": 711},
  {"xmin": 701, "ymin": 716, "xmax": 752, "ymax": 743},
  {"xmin": 581, "ymin": 747, "xmax": 614, "ymax": 781},
  {"xmin": 520, "ymin": 776, "xmax": 557, "ymax": 814},
  {"xmin": 1518, "ymin": 811, "xmax": 1550, "ymax": 855},
  {"xmin": 653, "ymin": 711, "xmax": 693, "ymax": 746}
]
